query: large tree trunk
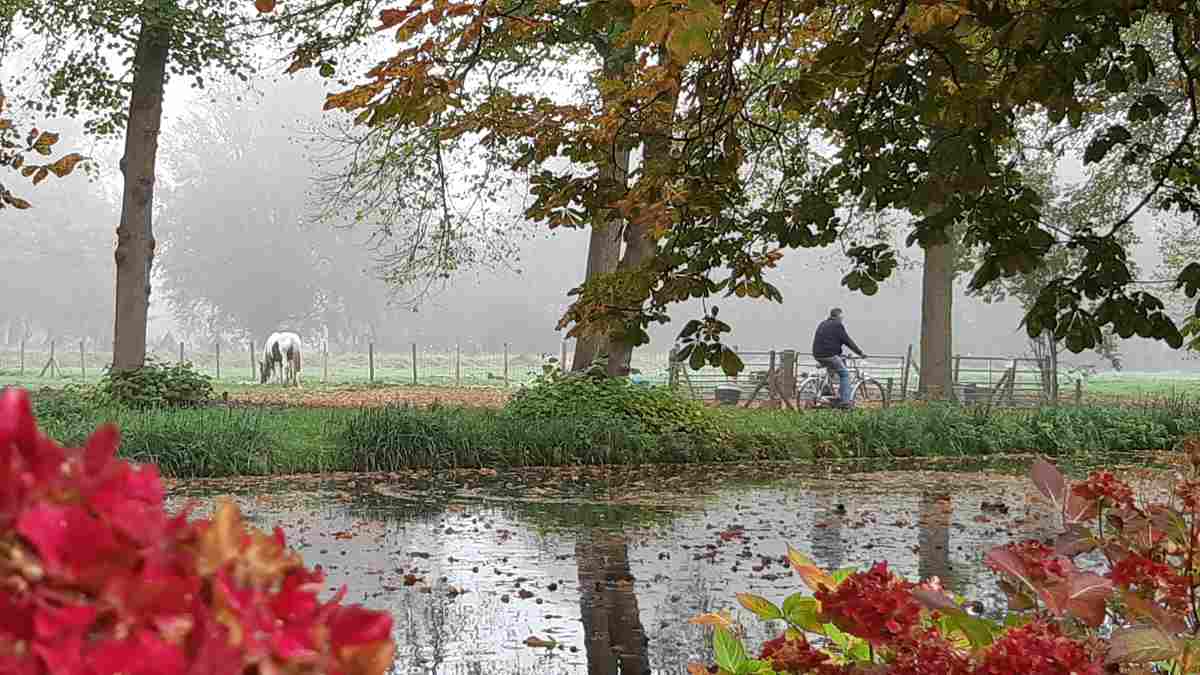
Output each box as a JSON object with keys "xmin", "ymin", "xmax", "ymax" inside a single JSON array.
[
  {"xmin": 918, "ymin": 238, "xmax": 956, "ymax": 400},
  {"xmin": 112, "ymin": 13, "xmax": 169, "ymax": 372},
  {"xmin": 604, "ymin": 221, "xmax": 657, "ymax": 377},
  {"xmin": 572, "ymin": 47, "xmax": 633, "ymax": 373},
  {"xmin": 605, "ymin": 47, "xmax": 681, "ymax": 378}
]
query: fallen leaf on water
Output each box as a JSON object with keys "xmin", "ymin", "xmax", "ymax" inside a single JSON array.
[
  {"xmin": 689, "ymin": 612, "xmax": 733, "ymax": 628},
  {"xmin": 524, "ymin": 636, "xmax": 558, "ymax": 649},
  {"xmin": 332, "ymin": 531, "xmax": 354, "ymax": 540}
]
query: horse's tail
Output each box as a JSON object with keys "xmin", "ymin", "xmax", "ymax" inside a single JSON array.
[{"xmin": 294, "ymin": 344, "xmax": 302, "ymax": 373}]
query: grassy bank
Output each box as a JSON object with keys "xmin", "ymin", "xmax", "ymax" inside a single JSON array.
[{"xmin": 26, "ymin": 389, "xmax": 1200, "ymax": 477}]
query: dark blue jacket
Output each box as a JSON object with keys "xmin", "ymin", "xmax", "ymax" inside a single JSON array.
[{"xmin": 812, "ymin": 317, "xmax": 863, "ymax": 358}]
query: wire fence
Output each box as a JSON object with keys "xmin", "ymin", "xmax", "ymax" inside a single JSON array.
[
  {"xmin": 0, "ymin": 339, "xmax": 669, "ymax": 389},
  {"xmin": 0, "ymin": 338, "xmax": 1124, "ymax": 407},
  {"xmin": 668, "ymin": 346, "xmax": 1088, "ymax": 407}
]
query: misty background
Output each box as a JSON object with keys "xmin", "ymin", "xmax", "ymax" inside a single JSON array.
[{"xmin": 1, "ymin": 67, "xmax": 1193, "ymax": 372}]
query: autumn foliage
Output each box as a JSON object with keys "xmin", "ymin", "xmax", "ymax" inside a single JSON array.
[
  {"xmin": 0, "ymin": 387, "xmax": 396, "ymax": 674},
  {"xmin": 693, "ymin": 451, "xmax": 1200, "ymax": 674},
  {"xmin": 0, "ymin": 95, "xmax": 86, "ymax": 210}
]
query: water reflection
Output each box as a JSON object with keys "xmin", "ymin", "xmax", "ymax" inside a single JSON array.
[
  {"xmin": 917, "ymin": 491, "xmax": 953, "ymax": 585},
  {"xmin": 577, "ymin": 530, "xmax": 651, "ymax": 675},
  {"xmin": 809, "ymin": 490, "xmax": 846, "ymax": 571},
  {"xmin": 162, "ymin": 463, "xmax": 1148, "ymax": 675}
]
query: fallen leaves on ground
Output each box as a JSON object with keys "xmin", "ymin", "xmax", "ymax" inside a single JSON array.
[{"xmin": 227, "ymin": 384, "xmax": 512, "ymax": 409}]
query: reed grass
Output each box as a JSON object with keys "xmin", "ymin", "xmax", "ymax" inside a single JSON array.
[{"xmin": 24, "ymin": 388, "xmax": 1200, "ymax": 477}]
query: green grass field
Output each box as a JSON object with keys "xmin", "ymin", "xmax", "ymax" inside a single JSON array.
[
  {"xmin": 5, "ymin": 345, "xmax": 1200, "ymax": 403},
  {"xmin": 0, "ymin": 345, "xmax": 672, "ymax": 390}
]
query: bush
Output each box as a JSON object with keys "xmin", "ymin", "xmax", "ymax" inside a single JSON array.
[
  {"xmin": 691, "ymin": 452, "xmax": 1200, "ymax": 674},
  {"xmin": 505, "ymin": 365, "xmax": 724, "ymax": 438},
  {"xmin": 96, "ymin": 357, "xmax": 214, "ymax": 408},
  {"xmin": 0, "ymin": 386, "xmax": 396, "ymax": 673}
]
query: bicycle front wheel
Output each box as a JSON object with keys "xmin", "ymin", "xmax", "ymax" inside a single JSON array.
[{"xmin": 851, "ymin": 378, "xmax": 887, "ymax": 408}]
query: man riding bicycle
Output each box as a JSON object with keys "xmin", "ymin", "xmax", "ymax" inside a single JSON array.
[{"xmin": 811, "ymin": 308, "xmax": 867, "ymax": 409}]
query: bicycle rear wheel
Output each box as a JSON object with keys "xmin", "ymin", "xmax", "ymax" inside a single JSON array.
[
  {"xmin": 851, "ymin": 378, "xmax": 887, "ymax": 408},
  {"xmin": 795, "ymin": 376, "xmax": 827, "ymax": 409}
]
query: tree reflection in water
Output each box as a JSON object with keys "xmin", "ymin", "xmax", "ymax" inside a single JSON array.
[{"xmin": 576, "ymin": 529, "xmax": 652, "ymax": 675}]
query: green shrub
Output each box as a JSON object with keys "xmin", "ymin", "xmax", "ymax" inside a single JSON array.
[
  {"xmin": 26, "ymin": 384, "xmax": 101, "ymax": 423},
  {"xmin": 96, "ymin": 357, "xmax": 214, "ymax": 408},
  {"xmin": 504, "ymin": 366, "xmax": 725, "ymax": 438}
]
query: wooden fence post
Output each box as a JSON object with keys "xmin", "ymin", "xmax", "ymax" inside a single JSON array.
[
  {"xmin": 900, "ymin": 344, "xmax": 913, "ymax": 401},
  {"xmin": 455, "ymin": 343, "xmax": 461, "ymax": 386},
  {"xmin": 39, "ymin": 340, "xmax": 58, "ymax": 378},
  {"xmin": 779, "ymin": 349, "xmax": 797, "ymax": 402},
  {"xmin": 249, "ymin": 341, "xmax": 255, "ymax": 382},
  {"xmin": 886, "ymin": 377, "xmax": 894, "ymax": 408},
  {"xmin": 80, "ymin": 340, "xmax": 85, "ymax": 380},
  {"xmin": 1074, "ymin": 378, "xmax": 1083, "ymax": 405},
  {"xmin": 215, "ymin": 341, "xmax": 221, "ymax": 379},
  {"xmin": 503, "ymin": 342, "xmax": 509, "ymax": 387},
  {"xmin": 322, "ymin": 341, "xmax": 329, "ymax": 383},
  {"xmin": 953, "ymin": 355, "xmax": 962, "ymax": 386},
  {"xmin": 179, "ymin": 341, "xmax": 184, "ymax": 364},
  {"xmin": 368, "ymin": 342, "xmax": 375, "ymax": 383},
  {"xmin": 411, "ymin": 343, "xmax": 417, "ymax": 385},
  {"xmin": 560, "ymin": 341, "xmax": 567, "ymax": 373},
  {"xmin": 767, "ymin": 350, "xmax": 778, "ymax": 404},
  {"xmin": 19, "ymin": 338, "xmax": 24, "ymax": 375},
  {"xmin": 1006, "ymin": 359, "xmax": 1018, "ymax": 405},
  {"xmin": 668, "ymin": 347, "xmax": 679, "ymax": 389}
]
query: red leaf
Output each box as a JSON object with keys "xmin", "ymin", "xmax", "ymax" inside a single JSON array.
[
  {"xmin": 1031, "ymin": 458, "xmax": 1068, "ymax": 511},
  {"xmin": 911, "ymin": 587, "xmax": 959, "ymax": 613},
  {"xmin": 1053, "ymin": 524, "xmax": 1096, "ymax": 556},
  {"xmin": 1121, "ymin": 590, "xmax": 1188, "ymax": 634},
  {"xmin": 329, "ymin": 605, "xmax": 393, "ymax": 646},
  {"xmin": 18, "ymin": 504, "xmax": 119, "ymax": 580},
  {"xmin": 1105, "ymin": 626, "xmax": 1180, "ymax": 665},
  {"xmin": 1063, "ymin": 491, "xmax": 1098, "ymax": 524},
  {"xmin": 983, "ymin": 546, "xmax": 1036, "ymax": 592},
  {"xmin": 0, "ymin": 387, "xmax": 37, "ymax": 449},
  {"xmin": 1062, "ymin": 572, "xmax": 1113, "ymax": 627}
]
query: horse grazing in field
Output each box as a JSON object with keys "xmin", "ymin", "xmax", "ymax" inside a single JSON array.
[{"xmin": 260, "ymin": 331, "xmax": 303, "ymax": 386}]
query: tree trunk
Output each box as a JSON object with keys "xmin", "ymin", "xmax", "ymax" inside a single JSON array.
[
  {"xmin": 604, "ymin": 221, "xmax": 657, "ymax": 377},
  {"xmin": 605, "ymin": 47, "xmax": 681, "ymax": 377},
  {"xmin": 918, "ymin": 238, "xmax": 956, "ymax": 400},
  {"xmin": 111, "ymin": 12, "xmax": 170, "ymax": 372},
  {"xmin": 572, "ymin": 47, "xmax": 634, "ymax": 373}
]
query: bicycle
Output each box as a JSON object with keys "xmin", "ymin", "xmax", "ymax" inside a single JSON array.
[{"xmin": 794, "ymin": 355, "xmax": 887, "ymax": 409}]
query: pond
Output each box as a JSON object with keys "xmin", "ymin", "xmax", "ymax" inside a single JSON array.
[{"xmin": 164, "ymin": 455, "xmax": 1176, "ymax": 675}]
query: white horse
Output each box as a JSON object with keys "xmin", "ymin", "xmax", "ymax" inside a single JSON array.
[{"xmin": 260, "ymin": 331, "xmax": 303, "ymax": 386}]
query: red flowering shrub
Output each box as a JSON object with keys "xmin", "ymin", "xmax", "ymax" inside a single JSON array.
[
  {"xmin": 694, "ymin": 457, "xmax": 1200, "ymax": 674},
  {"xmin": 759, "ymin": 633, "xmax": 841, "ymax": 674},
  {"xmin": 1109, "ymin": 553, "xmax": 1191, "ymax": 613},
  {"xmin": 0, "ymin": 387, "xmax": 396, "ymax": 674},
  {"xmin": 813, "ymin": 562, "xmax": 921, "ymax": 646},
  {"xmin": 973, "ymin": 621, "xmax": 1102, "ymax": 675},
  {"xmin": 1070, "ymin": 470, "xmax": 1134, "ymax": 509},
  {"xmin": 887, "ymin": 630, "xmax": 971, "ymax": 675}
]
